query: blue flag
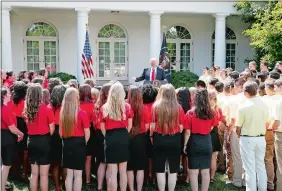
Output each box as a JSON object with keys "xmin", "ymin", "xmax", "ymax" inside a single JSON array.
[{"xmin": 159, "ymin": 32, "xmax": 171, "ymax": 83}]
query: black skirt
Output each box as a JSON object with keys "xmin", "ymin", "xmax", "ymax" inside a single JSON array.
[
  {"xmin": 186, "ymin": 134, "xmax": 212, "ymax": 169},
  {"xmin": 210, "ymin": 127, "xmax": 222, "ymax": 152},
  {"xmin": 87, "ymin": 123, "xmax": 95, "ymax": 156},
  {"xmin": 104, "ymin": 128, "xmax": 129, "ymax": 164},
  {"xmin": 50, "ymin": 125, "xmax": 62, "ymax": 161},
  {"xmin": 146, "ymin": 131, "xmax": 153, "ymax": 158},
  {"xmin": 17, "ymin": 117, "xmax": 28, "ymax": 150},
  {"xmin": 62, "ymin": 137, "xmax": 86, "ymax": 170},
  {"xmin": 28, "ymin": 133, "xmax": 51, "ymax": 165},
  {"xmin": 95, "ymin": 130, "xmax": 105, "ymax": 163},
  {"xmin": 127, "ymin": 133, "xmax": 148, "ymax": 171},
  {"xmin": 1, "ymin": 129, "xmax": 17, "ymax": 166},
  {"xmin": 152, "ymin": 133, "xmax": 181, "ymax": 173}
]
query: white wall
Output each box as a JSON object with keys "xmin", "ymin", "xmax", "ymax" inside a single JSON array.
[{"xmin": 10, "ymin": 9, "xmax": 253, "ymax": 84}]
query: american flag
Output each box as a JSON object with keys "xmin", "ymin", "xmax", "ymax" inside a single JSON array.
[{"xmin": 81, "ymin": 29, "xmax": 94, "ymax": 79}]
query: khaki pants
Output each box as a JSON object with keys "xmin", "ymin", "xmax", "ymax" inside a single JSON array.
[
  {"xmin": 224, "ymin": 130, "xmax": 233, "ymax": 180},
  {"xmin": 217, "ymin": 125, "xmax": 226, "ymax": 171},
  {"xmin": 275, "ymin": 132, "xmax": 282, "ymax": 191},
  {"xmin": 230, "ymin": 131, "xmax": 243, "ymax": 187},
  {"xmin": 265, "ymin": 130, "xmax": 275, "ymax": 190}
]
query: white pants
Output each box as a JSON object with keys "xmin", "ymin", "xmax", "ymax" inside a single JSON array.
[{"xmin": 240, "ymin": 136, "xmax": 267, "ymax": 191}]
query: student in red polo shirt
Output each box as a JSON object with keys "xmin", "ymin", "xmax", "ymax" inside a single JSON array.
[
  {"xmin": 141, "ymin": 84, "xmax": 158, "ymax": 183},
  {"xmin": 184, "ymin": 88, "xmax": 217, "ymax": 191},
  {"xmin": 60, "ymin": 87, "xmax": 90, "ymax": 191},
  {"xmin": 100, "ymin": 82, "xmax": 133, "ymax": 191},
  {"xmin": 49, "ymin": 85, "xmax": 67, "ymax": 191},
  {"xmin": 1, "ymin": 87, "xmax": 24, "ymax": 191},
  {"xmin": 127, "ymin": 86, "xmax": 150, "ymax": 191},
  {"xmin": 38, "ymin": 68, "xmax": 49, "ymax": 89},
  {"xmin": 3, "ymin": 71, "xmax": 16, "ymax": 88},
  {"xmin": 23, "ymin": 83, "xmax": 55, "ymax": 191},
  {"xmin": 79, "ymin": 84, "xmax": 95, "ymax": 187},
  {"xmin": 150, "ymin": 84, "xmax": 185, "ymax": 191},
  {"xmin": 10, "ymin": 81, "xmax": 29, "ymax": 182},
  {"xmin": 94, "ymin": 83, "xmax": 112, "ymax": 191},
  {"xmin": 176, "ymin": 87, "xmax": 192, "ymax": 184}
]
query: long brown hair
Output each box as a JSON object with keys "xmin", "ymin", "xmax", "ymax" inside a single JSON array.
[
  {"xmin": 194, "ymin": 88, "xmax": 214, "ymax": 120},
  {"xmin": 153, "ymin": 84, "xmax": 180, "ymax": 133},
  {"xmin": 23, "ymin": 83, "xmax": 43, "ymax": 122},
  {"xmin": 79, "ymin": 84, "xmax": 92, "ymax": 103},
  {"xmin": 95, "ymin": 83, "xmax": 112, "ymax": 112},
  {"xmin": 60, "ymin": 87, "xmax": 79, "ymax": 138},
  {"xmin": 127, "ymin": 86, "xmax": 143, "ymax": 136}
]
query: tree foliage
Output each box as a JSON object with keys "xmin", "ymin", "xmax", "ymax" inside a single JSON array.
[
  {"xmin": 171, "ymin": 71, "xmax": 199, "ymax": 89},
  {"xmin": 235, "ymin": 1, "xmax": 282, "ymax": 67}
]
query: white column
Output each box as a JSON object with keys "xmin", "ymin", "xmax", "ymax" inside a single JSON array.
[
  {"xmin": 1, "ymin": 7, "xmax": 13, "ymax": 71},
  {"xmin": 149, "ymin": 11, "xmax": 163, "ymax": 60},
  {"xmin": 213, "ymin": 13, "xmax": 229, "ymax": 69},
  {"xmin": 75, "ymin": 8, "xmax": 90, "ymax": 84}
]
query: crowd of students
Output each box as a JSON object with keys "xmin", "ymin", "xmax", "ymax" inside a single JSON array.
[{"xmin": 1, "ymin": 60, "xmax": 282, "ymax": 191}]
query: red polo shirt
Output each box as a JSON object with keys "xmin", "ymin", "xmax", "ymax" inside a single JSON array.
[
  {"xmin": 80, "ymin": 101, "xmax": 94, "ymax": 124},
  {"xmin": 152, "ymin": 106, "xmax": 185, "ymax": 135},
  {"xmin": 43, "ymin": 78, "xmax": 48, "ymax": 89},
  {"xmin": 144, "ymin": 102, "xmax": 154, "ymax": 122},
  {"xmin": 25, "ymin": 104, "xmax": 54, "ymax": 135},
  {"xmin": 185, "ymin": 110, "xmax": 217, "ymax": 135},
  {"xmin": 61, "ymin": 109, "xmax": 90, "ymax": 137},
  {"xmin": 3, "ymin": 80, "xmax": 13, "ymax": 88},
  {"xmin": 11, "ymin": 99, "xmax": 25, "ymax": 117},
  {"xmin": 1, "ymin": 104, "xmax": 17, "ymax": 130},
  {"xmin": 100, "ymin": 103, "xmax": 134, "ymax": 130}
]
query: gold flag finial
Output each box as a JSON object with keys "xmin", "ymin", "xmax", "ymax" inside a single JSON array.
[
  {"xmin": 162, "ymin": 25, "xmax": 166, "ymax": 32},
  {"xmin": 86, "ymin": 23, "xmax": 88, "ymax": 28}
]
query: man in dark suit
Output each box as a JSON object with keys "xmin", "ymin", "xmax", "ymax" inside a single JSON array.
[{"xmin": 133, "ymin": 58, "xmax": 167, "ymax": 84}]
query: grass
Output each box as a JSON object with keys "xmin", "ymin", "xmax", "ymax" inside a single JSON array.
[{"xmin": 8, "ymin": 173, "xmax": 245, "ymax": 191}]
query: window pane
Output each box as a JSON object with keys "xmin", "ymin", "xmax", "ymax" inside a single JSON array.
[
  {"xmin": 51, "ymin": 49, "xmax": 56, "ymax": 55},
  {"xmin": 27, "ymin": 48, "xmax": 33, "ymax": 55},
  {"xmin": 51, "ymin": 41, "xmax": 56, "ymax": 48}
]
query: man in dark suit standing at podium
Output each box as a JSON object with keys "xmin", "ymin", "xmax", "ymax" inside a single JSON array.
[{"xmin": 133, "ymin": 58, "xmax": 167, "ymax": 84}]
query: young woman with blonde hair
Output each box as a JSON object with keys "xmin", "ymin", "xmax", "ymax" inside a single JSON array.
[
  {"xmin": 94, "ymin": 83, "xmax": 112, "ymax": 191},
  {"xmin": 23, "ymin": 83, "xmax": 55, "ymax": 191},
  {"xmin": 100, "ymin": 82, "xmax": 133, "ymax": 191},
  {"xmin": 60, "ymin": 87, "xmax": 90, "ymax": 191},
  {"xmin": 127, "ymin": 86, "xmax": 150, "ymax": 191},
  {"xmin": 150, "ymin": 84, "xmax": 185, "ymax": 191}
]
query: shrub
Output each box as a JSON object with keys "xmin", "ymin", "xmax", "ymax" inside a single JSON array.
[
  {"xmin": 48, "ymin": 72, "xmax": 76, "ymax": 83},
  {"xmin": 171, "ymin": 71, "xmax": 199, "ymax": 89}
]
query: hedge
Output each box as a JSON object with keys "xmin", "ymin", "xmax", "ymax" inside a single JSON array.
[
  {"xmin": 171, "ymin": 71, "xmax": 199, "ymax": 89},
  {"xmin": 48, "ymin": 72, "xmax": 76, "ymax": 83}
]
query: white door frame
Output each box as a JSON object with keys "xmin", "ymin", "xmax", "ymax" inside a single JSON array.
[
  {"xmin": 96, "ymin": 38, "xmax": 128, "ymax": 80},
  {"xmin": 211, "ymin": 39, "xmax": 237, "ymax": 69},
  {"xmin": 23, "ymin": 36, "xmax": 58, "ymax": 71},
  {"xmin": 167, "ymin": 38, "xmax": 193, "ymax": 72}
]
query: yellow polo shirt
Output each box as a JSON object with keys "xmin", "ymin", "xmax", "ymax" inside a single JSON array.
[
  {"xmin": 273, "ymin": 98, "xmax": 282, "ymax": 132},
  {"xmin": 235, "ymin": 96, "xmax": 268, "ymax": 136},
  {"xmin": 223, "ymin": 93, "xmax": 246, "ymax": 128},
  {"xmin": 263, "ymin": 94, "xmax": 282, "ymax": 129}
]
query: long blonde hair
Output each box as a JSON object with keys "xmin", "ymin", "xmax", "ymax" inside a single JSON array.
[
  {"xmin": 60, "ymin": 87, "xmax": 79, "ymax": 138},
  {"xmin": 102, "ymin": 82, "xmax": 126, "ymax": 120},
  {"xmin": 153, "ymin": 84, "xmax": 180, "ymax": 133},
  {"xmin": 23, "ymin": 83, "xmax": 43, "ymax": 122}
]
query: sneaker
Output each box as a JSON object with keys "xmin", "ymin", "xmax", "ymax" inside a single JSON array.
[{"xmin": 225, "ymin": 181, "xmax": 242, "ymax": 188}]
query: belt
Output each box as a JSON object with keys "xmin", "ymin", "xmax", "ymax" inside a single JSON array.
[
  {"xmin": 241, "ymin": 134, "xmax": 265, "ymax": 137},
  {"xmin": 267, "ymin": 129, "xmax": 273, "ymax": 131}
]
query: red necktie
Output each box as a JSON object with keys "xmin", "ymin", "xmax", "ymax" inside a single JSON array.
[{"xmin": 152, "ymin": 68, "xmax": 155, "ymax": 81}]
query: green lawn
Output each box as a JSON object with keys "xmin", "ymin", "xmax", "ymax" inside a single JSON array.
[{"xmin": 8, "ymin": 173, "xmax": 244, "ymax": 191}]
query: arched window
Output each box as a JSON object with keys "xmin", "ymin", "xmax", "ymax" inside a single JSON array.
[
  {"xmin": 166, "ymin": 26, "xmax": 193, "ymax": 71},
  {"xmin": 25, "ymin": 22, "xmax": 58, "ymax": 74},
  {"xmin": 97, "ymin": 24, "xmax": 128, "ymax": 80},
  {"xmin": 26, "ymin": 22, "xmax": 57, "ymax": 37},
  {"xmin": 212, "ymin": 27, "xmax": 237, "ymax": 69}
]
